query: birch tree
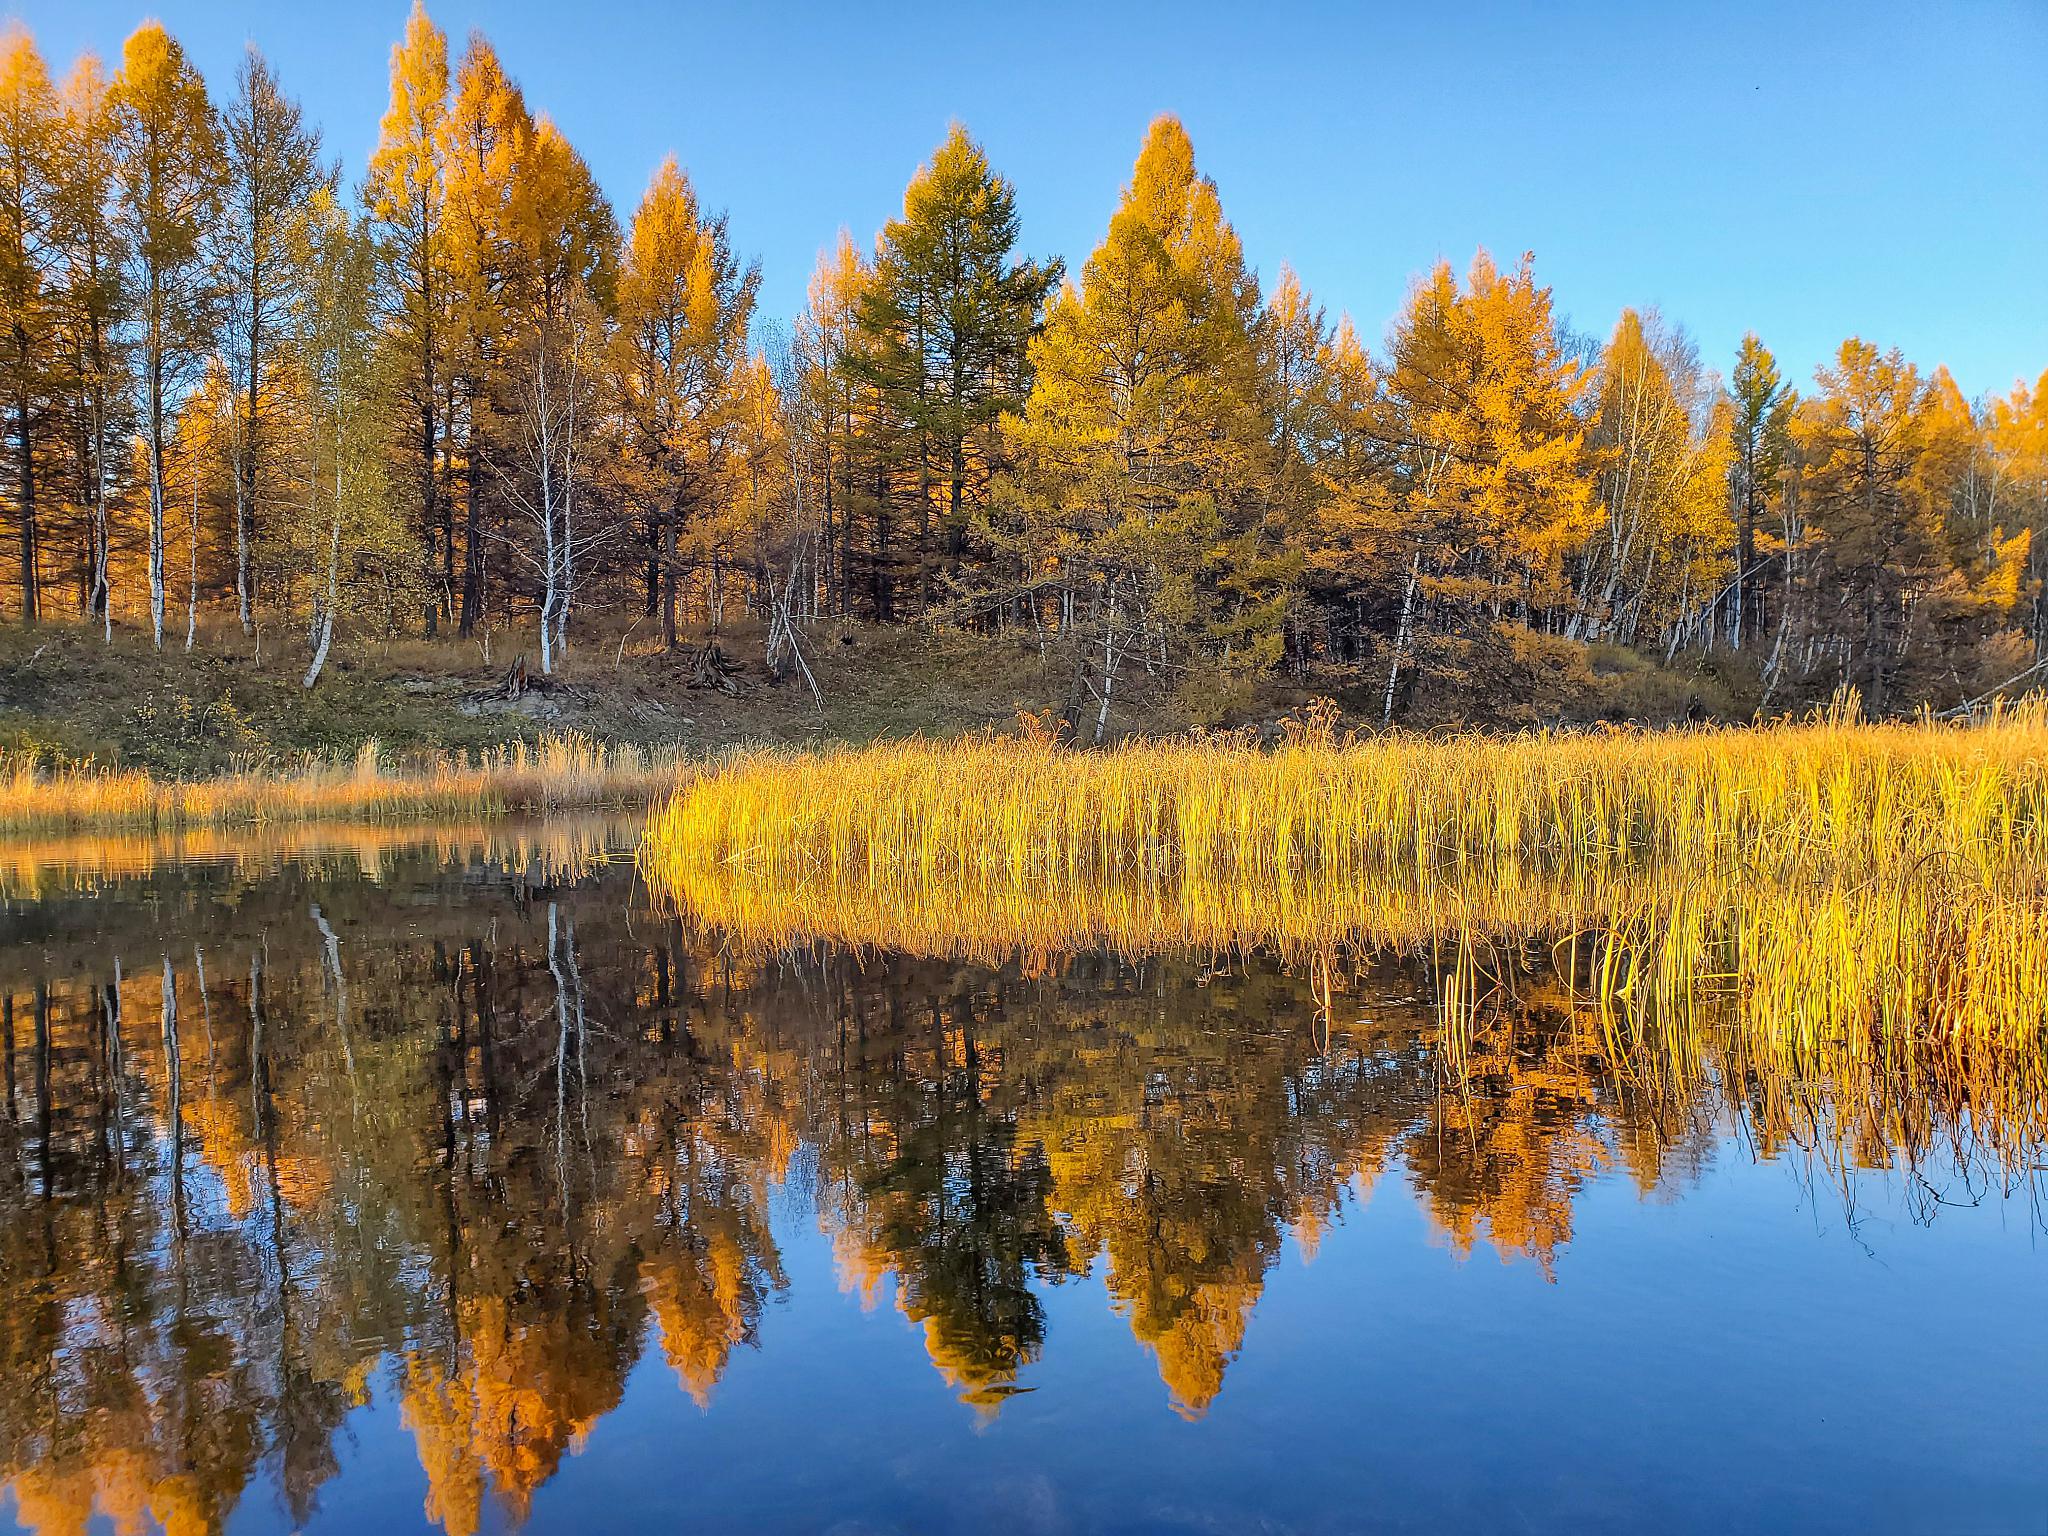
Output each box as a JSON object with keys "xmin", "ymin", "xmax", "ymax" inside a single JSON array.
[{"xmin": 287, "ymin": 191, "xmax": 393, "ymax": 688}]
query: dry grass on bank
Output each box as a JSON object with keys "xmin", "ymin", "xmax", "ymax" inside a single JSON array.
[
  {"xmin": 0, "ymin": 734, "xmax": 686, "ymax": 833},
  {"xmin": 646, "ymin": 699, "xmax": 2048, "ymax": 882}
]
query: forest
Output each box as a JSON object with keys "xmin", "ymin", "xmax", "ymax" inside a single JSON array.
[{"xmin": 1, "ymin": 5, "xmax": 2045, "ymax": 737}]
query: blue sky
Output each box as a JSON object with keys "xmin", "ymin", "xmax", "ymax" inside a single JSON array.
[{"xmin": 16, "ymin": 0, "xmax": 2048, "ymax": 398}]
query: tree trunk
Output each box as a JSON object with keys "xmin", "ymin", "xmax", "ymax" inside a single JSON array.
[
  {"xmin": 1382, "ymin": 552, "xmax": 1420, "ymax": 726},
  {"xmin": 302, "ymin": 510, "xmax": 341, "ymax": 689},
  {"xmin": 14, "ymin": 365, "xmax": 35, "ymax": 625},
  {"xmin": 238, "ymin": 336, "xmax": 259, "ymax": 636},
  {"xmin": 420, "ymin": 396, "xmax": 438, "ymax": 635},
  {"xmin": 148, "ymin": 418, "xmax": 166, "ymax": 648},
  {"xmin": 459, "ymin": 413, "xmax": 484, "ymax": 638},
  {"xmin": 661, "ymin": 497, "xmax": 680, "ymax": 652},
  {"xmin": 184, "ymin": 474, "xmax": 199, "ymax": 651}
]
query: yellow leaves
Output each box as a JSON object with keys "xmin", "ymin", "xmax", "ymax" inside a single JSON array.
[
  {"xmin": 366, "ymin": 0, "xmax": 447, "ymax": 226},
  {"xmin": 1381, "ymin": 248, "xmax": 1595, "ymax": 608},
  {"xmin": 1126, "ymin": 113, "xmax": 1198, "ymax": 238},
  {"xmin": 0, "ymin": 22, "xmax": 57, "ymax": 339},
  {"xmin": 0, "ymin": 24, "xmax": 55, "ymax": 153},
  {"xmin": 1578, "ymin": 307, "xmax": 1733, "ymax": 633},
  {"xmin": 1979, "ymin": 526, "xmax": 2032, "ymax": 611},
  {"xmin": 109, "ymin": 18, "xmax": 218, "ymax": 252},
  {"xmin": 615, "ymin": 150, "xmax": 756, "ymax": 479},
  {"xmin": 1009, "ymin": 113, "xmax": 1264, "ymax": 538}
]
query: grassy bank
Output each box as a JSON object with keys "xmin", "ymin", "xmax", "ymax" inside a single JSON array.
[{"xmin": 0, "ymin": 735, "xmax": 683, "ymax": 833}]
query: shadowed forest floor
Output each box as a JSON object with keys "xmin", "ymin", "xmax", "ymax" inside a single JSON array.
[{"xmin": 0, "ymin": 616, "xmax": 1752, "ymax": 775}]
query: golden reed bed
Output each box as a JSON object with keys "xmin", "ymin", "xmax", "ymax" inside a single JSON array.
[{"xmin": 642, "ymin": 704, "xmax": 2048, "ymax": 1056}]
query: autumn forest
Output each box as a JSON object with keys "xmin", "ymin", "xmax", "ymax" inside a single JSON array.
[
  {"xmin": 1, "ymin": 7, "xmax": 2045, "ymax": 1529},
  {"xmin": 0, "ymin": 6, "xmax": 2043, "ymax": 734}
]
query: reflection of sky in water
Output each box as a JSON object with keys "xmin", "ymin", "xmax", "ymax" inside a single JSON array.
[
  {"xmin": 282, "ymin": 1161, "xmax": 2040, "ymax": 1536},
  {"xmin": 0, "ymin": 831, "xmax": 2040, "ymax": 1535}
]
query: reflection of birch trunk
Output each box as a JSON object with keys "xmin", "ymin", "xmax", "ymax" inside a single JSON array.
[
  {"xmin": 194, "ymin": 946, "xmax": 214, "ymax": 1069},
  {"xmin": 311, "ymin": 904, "xmax": 358, "ymax": 1117},
  {"xmin": 34, "ymin": 981, "xmax": 50, "ymax": 1199},
  {"xmin": 563, "ymin": 910, "xmax": 591, "ymax": 1162},
  {"xmin": 547, "ymin": 902, "xmax": 570, "ymax": 1198},
  {"xmin": 106, "ymin": 958, "xmax": 124, "ymax": 1171},
  {"xmin": 251, "ymin": 941, "xmax": 295, "ymax": 1308},
  {"xmin": 162, "ymin": 956, "xmax": 185, "ymax": 1240},
  {"xmin": 249, "ymin": 947, "xmax": 263, "ymax": 1145}
]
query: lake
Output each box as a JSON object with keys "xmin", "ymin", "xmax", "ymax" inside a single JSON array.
[{"xmin": 0, "ymin": 821, "xmax": 2041, "ymax": 1534}]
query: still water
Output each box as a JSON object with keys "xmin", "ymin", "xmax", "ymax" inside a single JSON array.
[{"xmin": 0, "ymin": 824, "xmax": 2041, "ymax": 1535}]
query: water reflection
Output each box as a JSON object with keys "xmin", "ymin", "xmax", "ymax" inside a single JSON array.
[{"xmin": 0, "ymin": 829, "xmax": 2039, "ymax": 1534}]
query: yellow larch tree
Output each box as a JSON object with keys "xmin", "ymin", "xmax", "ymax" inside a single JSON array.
[
  {"xmin": 109, "ymin": 19, "xmax": 221, "ymax": 649},
  {"xmin": 364, "ymin": 0, "xmax": 450, "ymax": 627},
  {"xmin": 611, "ymin": 153, "xmax": 755, "ymax": 649},
  {"xmin": 441, "ymin": 30, "xmax": 530, "ymax": 637},
  {"xmin": 1000, "ymin": 114, "xmax": 1277, "ymax": 740},
  {"xmin": 1371, "ymin": 250, "xmax": 1595, "ymax": 718},
  {"xmin": 0, "ymin": 23, "xmax": 57, "ymax": 622}
]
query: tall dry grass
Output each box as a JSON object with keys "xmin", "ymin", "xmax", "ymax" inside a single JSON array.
[
  {"xmin": 648, "ymin": 700, "xmax": 2048, "ymax": 884},
  {"xmin": 0, "ymin": 734, "xmax": 686, "ymax": 834},
  {"xmin": 641, "ymin": 702, "xmax": 2048, "ymax": 1053}
]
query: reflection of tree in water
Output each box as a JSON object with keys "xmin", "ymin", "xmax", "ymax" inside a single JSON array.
[{"xmin": 0, "ymin": 846, "xmax": 2034, "ymax": 1531}]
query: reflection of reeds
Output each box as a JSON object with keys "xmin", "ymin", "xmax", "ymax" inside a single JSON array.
[
  {"xmin": 0, "ymin": 814, "xmax": 633, "ymax": 900},
  {"xmin": 0, "ymin": 735, "xmax": 685, "ymax": 833},
  {"xmin": 641, "ymin": 707, "xmax": 2048, "ymax": 1057}
]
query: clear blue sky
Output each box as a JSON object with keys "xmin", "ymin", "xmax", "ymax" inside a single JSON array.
[{"xmin": 15, "ymin": 0, "xmax": 2048, "ymax": 398}]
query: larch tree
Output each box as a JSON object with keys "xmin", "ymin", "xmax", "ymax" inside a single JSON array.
[
  {"xmin": 49, "ymin": 54, "xmax": 126, "ymax": 634},
  {"xmin": 1297, "ymin": 315, "xmax": 1397, "ymax": 663},
  {"xmin": 1726, "ymin": 332, "xmax": 1793, "ymax": 650},
  {"xmin": 1000, "ymin": 115, "xmax": 1273, "ymax": 740},
  {"xmin": 496, "ymin": 114, "xmax": 616, "ymax": 671},
  {"xmin": 1988, "ymin": 371, "xmax": 2048, "ymax": 655},
  {"xmin": 0, "ymin": 25, "xmax": 59, "ymax": 627},
  {"xmin": 0, "ymin": 26, "xmax": 57, "ymax": 623},
  {"xmin": 612, "ymin": 154, "xmax": 756, "ymax": 650},
  {"xmin": 365, "ymin": 0, "xmax": 451, "ymax": 631},
  {"xmin": 216, "ymin": 44, "xmax": 327, "ymax": 638},
  {"xmin": 110, "ymin": 20, "xmax": 221, "ymax": 649},
  {"xmin": 1792, "ymin": 339, "xmax": 1939, "ymax": 709},
  {"xmin": 793, "ymin": 230, "xmax": 870, "ymax": 620},
  {"xmin": 1250, "ymin": 263, "xmax": 1330, "ymax": 663},
  {"xmin": 1371, "ymin": 251, "xmax": 1593, "ymax": 718},
  {"xmin": 442, "ymin": 32, "xmax": 531, "ymax": 637}
]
